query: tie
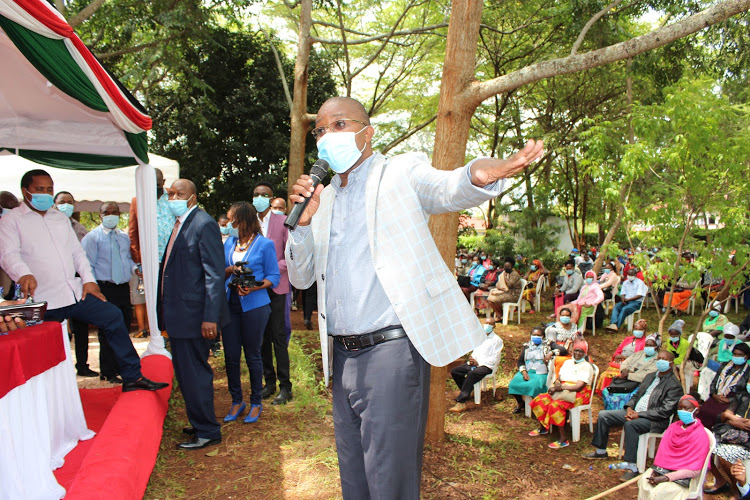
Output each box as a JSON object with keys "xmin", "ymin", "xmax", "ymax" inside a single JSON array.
[
  {"xmin": 163, "ymin": 219, "xmax": 181, "ymax": 266},
  {"xmin": 110, "ymin": 231, "xmax": 124, "ymax": 284}
]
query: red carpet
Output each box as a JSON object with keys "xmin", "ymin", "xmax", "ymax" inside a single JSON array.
[{"xmin": 54, "ymin": 355, "xmax": 173, "ymax": 500}]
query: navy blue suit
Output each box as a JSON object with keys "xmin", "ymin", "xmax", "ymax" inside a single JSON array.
[{"xmin": 158, "ymin": 207, "xmax": 227, "ymax": 440}]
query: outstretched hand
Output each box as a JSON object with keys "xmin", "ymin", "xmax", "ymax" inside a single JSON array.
[{"xmin": 470, "ymin": 139, "xmax": 544, "ymax": 187}]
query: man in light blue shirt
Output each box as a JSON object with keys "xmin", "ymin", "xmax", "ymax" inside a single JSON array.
[
  {"xmin": 81, "ymin": 202, "xmax": 138, "ymax": 383},
  {"xmin": 606, "ymin": 268, "xmax": 648, "ymax": 331}
]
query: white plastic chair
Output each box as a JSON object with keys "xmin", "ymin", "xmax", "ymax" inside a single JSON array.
[
  {"xmin": 469, "ymin": 290, "xmax": 492, "ymax": 319},
  {"xmin": 625, "ymin": 298, "xmax": 645, "ymax": 332},
  {"xmin": 473, "ymin": 343, "xmax": 504, "ymax": 405},
  {"xmin": 582, "ymin": 310, "xmax": 597, "ymax": 336},
  {"xmin": 684, "ymin": 332, "xmax": 713, "ymax": 390},
  {"xmin": 570, "ymin": 363, "xmax": 600, "ymax": 442},
  {"xmin": 533, "ymin": 277, "xmax": 545, "ymax": 312},
  {"xmin": 618, "ymin": 416, "xmax": 673, "ymax": 472},
  {"xmin": 686, "ymin": 428, "xmax": 716, "ymax": 499},
  {"xmin": 502, "ymin": 279, "xmax": 527, "ymax": 325}
]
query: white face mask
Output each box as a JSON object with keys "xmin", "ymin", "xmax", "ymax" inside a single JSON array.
[{"xmin": 316, "ymin": 127, "xmax": 367, "ymax": 174}]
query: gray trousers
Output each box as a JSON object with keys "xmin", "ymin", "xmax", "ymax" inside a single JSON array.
[
  {"xmin": 591, "ymin": 409, "xmax": 652, "ymax": 463},
  {"xmin": 332, "ymin": 336, "xmax": 430, "ymax": 500}
]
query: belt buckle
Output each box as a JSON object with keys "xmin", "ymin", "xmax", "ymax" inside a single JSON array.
[{"xmin": 342, "ymin": 336, "xmax": 362, "ymax": 351}]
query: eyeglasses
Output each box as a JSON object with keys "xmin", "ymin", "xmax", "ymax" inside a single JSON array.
[{"xmin": 311, "ymin": 118, "xmax": 367, "ymax": 139}]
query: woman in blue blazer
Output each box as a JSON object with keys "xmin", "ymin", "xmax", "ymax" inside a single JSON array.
[{"xmin": 222, "ymin": 201, "xmax": 280, "ymax": 423}]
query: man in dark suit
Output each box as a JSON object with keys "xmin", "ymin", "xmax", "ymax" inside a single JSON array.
[
  {"xmin": 255, "ymin": 182, "xmax": 293, "ymax": 405},
  {"xmin": 158, "ymin": 179, "xmax": 227, "ymax": 450}
]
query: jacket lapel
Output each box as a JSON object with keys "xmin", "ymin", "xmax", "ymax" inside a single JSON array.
[{"xmin": 166, "ymin": 208, "xmax": 198, "ymax": 267}]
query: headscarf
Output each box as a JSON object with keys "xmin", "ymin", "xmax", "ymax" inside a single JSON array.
[
  {"xmin": 646, "ymin": 332, "xmax": 661, "ymax": 347},
  {"xmin": 573, "ymin": 340, "xmax": 588, "ymax": 354},
  {"xmin": 680, "ymin": 394, "xmax": 700, "ymax": 409},
  {"xmin": 585, "ymin": 270, "xmax": 596, "ymax": 279},
  {"xmin": 712, "ymin": 301, "xmax": 723, "ymax": 312},
  {"xmin": 668, "ymin": 319, "xmax": 685, "ymax": 335},
  {"xmin": 725, "ymin": 322, "xmax": 741, "ymax": 340},
  {"xmin": 532, "ymin": 259, "xmax": 541, "ymax": 267},
  {"xmin": 634, "ymin": 319, "xmax": 647, "ymax": 331}
]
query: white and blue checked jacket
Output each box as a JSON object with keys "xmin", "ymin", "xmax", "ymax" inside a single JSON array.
[{"xmin": 285, "ymin": 152, "xmax": 504, "ymax": 384}]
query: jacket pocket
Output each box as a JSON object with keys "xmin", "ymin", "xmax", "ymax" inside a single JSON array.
[{"xmin": 425, "ymin": 273, "xmax": 455, "ymax": 298}]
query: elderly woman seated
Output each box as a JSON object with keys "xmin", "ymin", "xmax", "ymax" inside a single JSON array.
[
  {"xmin": 522, "ymin": 259, "xmax": 549, "ymax": 313},
  {"xmin": 704, "ymin": 387, "xmax": 750, "ymax": 497},
  {"xmin": 561, "ymin": 270, "xmax": 604, "ymax": 331},
  {"xmin": 597, "ymin": 319, "xmax": 649, "ymax": 394},
  {"xmin": 601, "ymin": 333, "xmax": 660, "ymax": 410},
  {"xmin": 472, "ymin": 259, "xmax": 500, "ymax": 312},
  {"xmin": 529, "ymin": 341, "xmax": 594, "ymax": 449},
  {"xmin": 638, "ymin": 395, "xmax": 712, "ymax": 500},
  {"xmin": 508, "ymin": 326, "xmax": 568, "ymax": 414},
  {"xmin": 704, "ymin": 300, "xmax": 730, "ymax": 335},
  {"xmin": 486, "ymin": 257, "xmax": 522, "ymax": 321},
  {"xmin": 695, "ymin": 342, "xmax": 750, "ymax": 430}
]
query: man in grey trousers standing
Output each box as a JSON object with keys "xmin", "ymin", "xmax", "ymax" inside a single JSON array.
[{"xmin": 286, "ymin": 96, "xmax": 543, "ymax": 499}]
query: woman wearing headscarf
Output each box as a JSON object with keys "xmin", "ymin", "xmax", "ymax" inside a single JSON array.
[
  {"xmin": 472, "ymin": 259, "xmax": 500, "ymax": 312},
  {"xmin": 704, "ymin": 300, "xmax": 729, "ymax": 335},
  {"xmin": 696, "ymin": 342, "xmax": 750, "ymax": 430},
  {"xmin": 522, "ymin": 259, "xmax": 549, "ymax": 313},
  {"xmin": 601, "ymin": 333, "xmax": 660, "ymax": 410},
  {"xmin": 705, "ymin": 386, "xmax": 750, "ymax": 496},
  {"xmin": 508, "ymin": 327, "xmax": 568, "ymax": 414},
  {"xmin": 597, "ymin": 319, "xmax": 649, "ymax": 395},
  {"xmin": 529, "ymin": 340, "xmax": 594, "ymax": 449},
  {"xmin": 665, "ymin": 319, "xmax": 691, "ymax": 366},
  {"xmin": 638, "ymin": 395, "xmax": 712, "ymax": 500},
  {"xmin": 563, "ymin": 270, "xmax": 604, "ymax": 330},
  {"xmin": 486, "ymin": 257, "xmax": 522, "ymax": 321}
]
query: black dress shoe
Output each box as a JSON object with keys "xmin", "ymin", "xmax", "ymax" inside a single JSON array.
[
  {"xmin": 176, "ymin": 436, "xmax": 221, "ymax": 450},
  {"xmin": 261, "ymin": 385, "xmax": 276, "ymax": 399},
  {"xmin": 272, "ymin": 389, "xmax": 293, "ymax": 405},
  {"xmin": 304, "ymin": 319, "xmax": 313, "ymax": 330},
  {"xmin": 122, "ymin": 376, "xmax": 169, "ymax": 392},
  {"xmin": 703, "ymin": 483, "xmax": 729, "ymax": 495},
  {"xmin": 77, "ymin": 367, "xmax": 99, "ymax": 377},
  {"xmin": 182, "ymin": 427, "xmax": 197, "ymax": 435}
]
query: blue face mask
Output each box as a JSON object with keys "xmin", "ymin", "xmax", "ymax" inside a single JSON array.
[
  {"xmin": 709, "ymin": 310, "xmax": 720, "ymax": 318},
  {"xmin": 574, "ymin": 356, "xmax": 585, "ymax": 364},
  {"xmin": 316, "ymin": 127, "xmax": 367, "ymax": 174},
  {"xmin": 633, "ymin": 330, "xmax": 644, "ymax": 338},
  {"xmin": 220, "ymin": 225, "xmax": 231, "ymax": 235},
  {"xmin": 724, "ymin": 338, "xmax": 737, "ymax": 349},
  {"xmin": 565, "ymin": 269, "xmax": 574, "ymax": 275},
  {"xmin": 56, "ymin": 203, "xmax": 74, "ymax": 218},
  {"xmin": 271, "ymin": 210, "xmax": 285, "ymax": 216},
  {"xmin": 603, "ymin": 269, "xmax": 611, "ymax": 274},
  {"xmin": 670, "ymin": 336, "xmax": 681, "ymax": 344},
  {"xmin": 101, "ymin": 215, "xmax": 120, "ymax": 229},
  {"xmin": 677, "ymin": 409, "xmax": 695, "ymax": 425},
  {"xmin": 585, "ymin": 278, "xmax": 594, "ymax": 285},
  {"xmin": 253, "ymin": 196, "xmax": 271, "ymax": 213},
  {"xmin": 461, "ymin": 259, "xmax": 468, "ymax": 264},
  {"xmin": 560, "ymin": 316, "xmax": 571, "ymax": 325},
  {"xmin": 531, "ymin": 336, "xmax": 542, "ymax": 345},
  {"xmin": 530, "ymin": 265, "xmax": 537, "ymax": 271},
  {"xmin": 746, "ymin": 383, "xmax": 750, "ymax": 393},
  {"xmin": 655, "ymin": 359, "xmax": 671, "ymax": 373},
  {"xmin": 226, "ymin": 221, "xmax": 239, "ymax": 238},
  {"xmin": 484, "ymin": 324, "xmax": 493, "ymax": 334},
  {"xmin": 733, "ymin": 356, "xmax": 747, "ymax": 366},
  {"xmin": 643, "ymin": 346, "xmax": 656, "ymax": 357},
  {"xmin": 487, "ymin": 266, "xmax": 494, "ymax": 270},
  {"xmin": 168, "ymin": 194, "xmax": 193, "ymax": 217},
  {"xmin": 26, "ymin": 191, "xmax": 54, "ymax": 212}
]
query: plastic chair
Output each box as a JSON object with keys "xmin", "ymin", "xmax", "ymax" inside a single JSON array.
[
  {"xmin": 618, "ymin": 416, "xmax": 673, "ymax": 472},
  {"xmin": 625, "ymin": 298, "xmax": 645, "ymax": 332},
  {"xmin": 685, "ymin": 428, "xmax": 716, "ymax": 499},
  {"xmin": 473, "ymin": 343, "xmax": 504, "ymax": 405},
  {"xmin": 469, "ymin": 290, "xmax": 492, "ymax": 319},
  {"xmin": 523, "ymin": 359, "xmax": 556, "ymax": 417},
  {"xmin": 502, "ymin": 279, "xmax": 527, "ymax": 325},
  {"xmin": 533, "ymin": 277, "xmax": 545, "ymax": 312},
  {"xmin": 684, "ymin": 332, "xmax": 713, "ymax": 390},
  {"xmin": 582, "ymin": 310, "xmax": 597, "ymax": 336},
  {"xmin": 570, "ymin": 363, "xmax": 600, "ymax": 442}
]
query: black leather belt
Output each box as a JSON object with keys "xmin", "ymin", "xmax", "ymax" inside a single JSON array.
[{"xmin": 331, "ymin": 325, "xmax": 406, "ymax": 351}]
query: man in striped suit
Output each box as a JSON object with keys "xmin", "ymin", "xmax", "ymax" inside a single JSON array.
[{"xmin": 286, "ymin": 97, "xmax": 543, "ymax": 499}]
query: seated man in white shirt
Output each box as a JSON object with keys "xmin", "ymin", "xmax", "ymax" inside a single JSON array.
[
  {"xmin": 449, "ymin": 319, "xmax": 504, "ymax": 412},
  {"xmin": 0, "ymin": 169, "xmax": 167, "ymax": 393},
  {"xmin": 606, "ymin": 268, "xmax": 648, "ymax": 331}
]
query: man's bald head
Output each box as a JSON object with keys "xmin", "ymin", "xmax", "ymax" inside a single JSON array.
[
  {"xmin": 317, "ymin": 97, "xmax": 370, "ymax": 126},
  {"xmin": 173, "ymin": 179, "xmax": 197, "ymax": 196},
  {"xmin": 0, "ymin": 191, "xmax": 19, "ymax": 209}
]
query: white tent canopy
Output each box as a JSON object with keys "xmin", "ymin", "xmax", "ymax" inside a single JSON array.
[{"xmin": 0, "ymin": 151, "xmax": 179, "ymax": 212}]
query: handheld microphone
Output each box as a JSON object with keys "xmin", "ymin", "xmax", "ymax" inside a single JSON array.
[{"xmin": 284, "ymin": 159, "xmax": 329, "ymax": 230}]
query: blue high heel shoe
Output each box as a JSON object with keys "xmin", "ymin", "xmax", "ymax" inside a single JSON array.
[
  {"xmin": 223, "ymin": 401, "xmax": 246, "ymax": 422},
  {"xmin": 243, "ymin": 404, "xmax": 262, "ymax": 423}
]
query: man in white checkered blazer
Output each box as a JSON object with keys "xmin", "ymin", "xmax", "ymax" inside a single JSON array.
[{"xmin": 285, "ymin": 97, "xmax": 543, "ymax": 500}]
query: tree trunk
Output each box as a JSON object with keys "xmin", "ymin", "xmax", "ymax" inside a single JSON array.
[
  {"xmin": 287, "ymin": 0, "xmax": 314, "ymax": 203},
  {"xmin": 424, "ymin": 0, "xmax": 484, "ymax": 444}
]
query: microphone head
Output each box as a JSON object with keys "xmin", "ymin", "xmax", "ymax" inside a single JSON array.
[{"xmin": 310, "ymin": 159, "xmax": 329, "ymax": 181}]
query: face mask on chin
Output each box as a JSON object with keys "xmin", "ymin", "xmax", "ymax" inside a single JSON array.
[{"xmin": 316, "ymin": 127, "xmax": 368, "ymax": 174}]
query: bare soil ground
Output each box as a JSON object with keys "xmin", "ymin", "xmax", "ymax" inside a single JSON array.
[{"xmin": 70, "ymin": 298, "xmax": 742, "ymax": 499}]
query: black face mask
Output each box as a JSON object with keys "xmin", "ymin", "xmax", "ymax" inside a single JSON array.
[{"xmin": 504, "ymin": 267, "xmax": 512, "ymax": 273}]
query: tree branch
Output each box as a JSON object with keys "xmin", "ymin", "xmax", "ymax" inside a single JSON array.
[
  {"xmin": 67, "ymin": 0, "xmax": 109, "ymax": 28},
  {"xmin": 571, "ymin": 0, "xmax": 625, "ymax": 55},
  {"xmin": 380, "ymin": 114, "xmax": 437, "ymax": 154},
  {"xmin": 94, "ymin": 34, "xmax": 184, "ymax": 59},
  {"xmin": 310, "ymin": 23, "xmax": 448, "ymax": 45},
  {"xmin": 260, "ymin": 27, "xmax": 293, "ymax": 111},
  {"xmin": 468, "ymin": 0, "xmax": 750, "ymax": 106}
]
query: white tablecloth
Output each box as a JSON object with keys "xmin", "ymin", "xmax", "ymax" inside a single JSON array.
[{"xmin": 0, "ymin": 321, "xmax": 95, "ymax": 500}]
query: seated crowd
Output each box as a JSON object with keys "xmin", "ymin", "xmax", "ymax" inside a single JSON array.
[{"xmin": 453, "ymin": 245, "xmax": 750, "ymax": 496}]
